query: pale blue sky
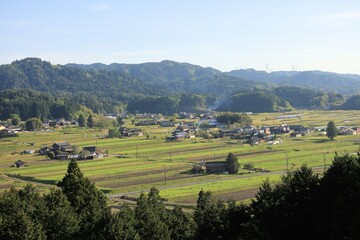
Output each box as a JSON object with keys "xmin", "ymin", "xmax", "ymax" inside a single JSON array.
[{"xmin": 1, "ymin": 0, "xmax": 360, "ymax": 73}]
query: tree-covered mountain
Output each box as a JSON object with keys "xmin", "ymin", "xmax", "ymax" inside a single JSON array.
[
  {"xmin": 0, "ymin": 58, "xmax": 357, "ymax": 116},
  {"xmin": 217, "ymin": 89, "xmax": 294, "ymax": 113},
  {"xmin": 216, "ymin": 87, "xmax": 344, "ymax": 113},
  {"xmin": 227, "ymin": 69, "xmax": 360, "ymax": 95},
  {"xmin": 66, "ymin": 60, "xmax": 259, "ymax": 96},
  {"xmin": 0, "ymin": 58, "xmax": 260, "ymax": 99},
  {"xmin": 0, "ymin": 89, "xmax": 126, "ymax": 121},
  {"xmin": 274, "ymin": 86, "xmax": 344, "ymax": 109},
  {"xmin": 335, "ymin": 94, "xmax": 360, "ymax": 110},
  {"xmin": 0, "ymin": 58, "xmax": 164, "ymax": 100}
]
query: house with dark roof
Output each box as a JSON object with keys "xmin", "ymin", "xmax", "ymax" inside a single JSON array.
[
  {"xmin": 80, "ymin": 146, "xmax": 105, "ymax": 159},
  {"xmin": 290, "ymin": 131, "xmax": 302, "ymax": 138},
  {"xmin": 204, "ymin": 161, "xmax": 231, "ymax": 174},
  {"xmin": 51, "ymin": 142, "xmax": 76, "ymax": 152},
  {"xmin": 55, "ymin": 152, "xmax": 70, "ymax": 160}
]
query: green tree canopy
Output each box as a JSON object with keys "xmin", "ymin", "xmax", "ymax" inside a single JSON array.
[
  {"xmin": 43, "ymin": 189, "xmax": 79, "ymax": 240},
  {"xmin": 135, "ymin": 187, "xmax": 171, "ymax": 240},
  {"xmin": 226, "ymin": 152, "xmax": 240, "ymax": 174},
  {"xmin": 57, "ymin": 159, "xmax": 110, "ymax": 239},
  {"xmin": 0, "ymin": 186, "xmax": 46, "ymax": 240},
  {"xmin": 78, "ymin": 114, "xmax": 86, "ymax": 127},
  {"xmin": 25, "ymin": 117, "xmax": 42, "ymax": 131},
  {"xmin": 216, "ymin": 112, "xmax": 252, "ymax": 126},
  {"xmin": 87, "ymin": 115, "xmax": 94, "ymax": 128},
  {"xmin": 326, "ymin": 120, "xmax": 338, "ymax": 140},
  {"xmin": 107, "ymin": 128, "xmax": 119, "ymax": 138}
]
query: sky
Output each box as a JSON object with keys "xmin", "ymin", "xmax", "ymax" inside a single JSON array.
[{"xmin": 1, "ymin": 0, "xmax": 360, "ymax": 74}]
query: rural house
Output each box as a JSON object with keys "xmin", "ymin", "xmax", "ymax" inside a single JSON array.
[
  {"xmin": 55, "ymin": 152, "xmax": 70, "ymax": 160},
  {"xmin": 290, "ymin": 131, "xmax": 302, "ymax": 138},
  {"xmin": 80, "ymin": 146, "xmax": 105, "ymax": 159},
  {"xmin": 119, "ymin": 127, "xmax": 144, "ymax": 137},
  {"xmin": 51, "ymin": 142, "xmax": 76, "ymax": 153},
  {"xmin": 204, "ymin": 161, "xmax": 231, "ymax": 174}
]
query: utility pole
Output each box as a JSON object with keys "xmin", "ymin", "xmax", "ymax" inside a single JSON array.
[
  {"xmin": 136, "ymin": 144, "xmax": 138, "ymax": 159},
  {"xmin": 286, "ymin": 152, "xmax": 289, "ymax": 172},
  {"xmin": 169, "ymin": 145, "xmax": 172, "ymax": 162}
]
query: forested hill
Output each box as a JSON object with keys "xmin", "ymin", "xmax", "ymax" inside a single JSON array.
[
  {"xmin": 0, "ymin": 58, "xmax": 161, "ymax": 100},
  {"xmin": 1, "ymin": 58, "xmax": 359, "ymax": 116},
  {"xmin": 227, "ymin": 69, "xmax": 360, "ymax": 95},
  {"xmin": 3, "ymin": 58, "xmax": 360, "ymax": 98},
  {"xmin": 66, "ymin": 60, "xmax": 258, "ymax": 95},
  {"xmin": 0, "ymin": 58, "xmax": 258, "ymax": 98},
  {"xmin": 66, "ymin": 60, "xmax": 222, "ymax": 82}
]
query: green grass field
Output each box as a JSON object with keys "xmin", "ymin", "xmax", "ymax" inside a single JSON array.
[{"xmin": 1, "ymin": 110, "xmax": 360, "ymax": 205}]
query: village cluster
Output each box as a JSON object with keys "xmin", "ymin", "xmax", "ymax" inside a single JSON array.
[
  {"xmin": 3, "ymin": 112, "xmax": 360, "ymax": 170},
  {"xmin": 131, "ymin": 112, "xmax": 360, "ymax": 145},
  {"xmin": 11, "ymin": 142, "xmax": 105, "ymax": 168}
]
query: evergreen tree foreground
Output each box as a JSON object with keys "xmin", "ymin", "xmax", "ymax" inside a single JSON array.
[{"xmin": 1, "ymin": 155, "xmax": 360, "ymax": 239}]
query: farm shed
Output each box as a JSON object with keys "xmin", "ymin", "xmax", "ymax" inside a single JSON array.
[{"xmin": 205, "ymin": 161, "xmax": 231, "ymax": 174}]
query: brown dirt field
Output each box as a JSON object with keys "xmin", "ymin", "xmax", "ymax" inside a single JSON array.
[
  {"xmin": 163, "ymin": 145, "xmax": 230, "ymax": 156},
  {"xmin": 90, "ymin": 165, "xmax": 189, "ymax": 182},
  {"xmin": 100, "ymin": 172, "xmax": 205, "ymax": 188},
  {"xmin": 174, "ymin": 188, "xmax": 259, "ymax": 204},
  {"xmin": 214, "ymin": 188, "xmax": 258, "ymax": 201},
  {"xmin": 188, "ymin": 150, "xmax": 277, "ymax": 162},
  {"xmin": 0, "ymin": 184, "xmax": 13, "ymax": 190}
]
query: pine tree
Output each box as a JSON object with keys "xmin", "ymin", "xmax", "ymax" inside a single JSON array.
[
  {"xmin": 0, "ymin": 187, "xmax": 46, "ymax": 240},
  {"xmin": 168, "ymin": 206, "xmax": 196, "ymax": 240},
  {"xmin": 317, "ymin": 154, "xmax": 360, "ymax": 239},
  {"xmin": 43, "ymin": 189, "xmax": 79, "ymax": 240},
  {"xmin": 57, "ymin": 159, "xmax": 110, "ymax": 239},
  {"xmin": 105, "ymin": 205, "xmax": 140, "ymax": 240},
  {"xmin": 194, "ymin": 190, "xmax": 228, "ymax": 240},
  {"xmin": 78, "ymin": 114, "xmax": 86, "ymax": 127},
  {"xmin": 87, "ymin": 115, "xmax": 94, "ymax": 128},
  {"xmin": 135, "ymin": 188, "xmax": 171, "ymax": 240},
  {"xmin": 250, "ymin": 167, "xmax": 320, "ymax": 240}
]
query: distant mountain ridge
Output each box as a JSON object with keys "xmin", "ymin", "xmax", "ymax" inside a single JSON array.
[
  {"xmin": 67, "ymin": 60, "xmax": 360, "ymax": 94},
  {"xmin": 66, "ymin": 60, "xmax": 258, "ymax": 95},
  {"xmin": 0, "ymin": 58, "xmax": 161, "ymax": 100},
  {"xmin": 2, "ymin": 58, "xmax": 360, "ymax": 116},
  {"xmin": 227, "ymin": 69, "xmax": 360, "ymax": 94},
  {"xmin": 0, "ymin": 58, "xmax": 259, "ymax": 99}
]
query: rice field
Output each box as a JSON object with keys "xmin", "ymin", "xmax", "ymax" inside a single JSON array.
[{"xmin": 1, "ymin": 110, "xmax": 360, "ymax": 206}]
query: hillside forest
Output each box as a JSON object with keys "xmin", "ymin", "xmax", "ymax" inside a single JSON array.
[{"xmin": 1, "ymin": 58, "xmax": 360, "ymax": 121}]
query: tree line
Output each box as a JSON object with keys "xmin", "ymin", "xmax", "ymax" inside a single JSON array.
[
  {"xmin": 0, "ymin": 89, "xmax": 124, "ymax": 121},
  {"xmin": 217, "ymin": 87, "xmax": 345, "ymax": 113},
  {"xmin": 1, "ymin": 154, "xmax": 360, "ymax": 239},
  {"xmin": 0, "ymin": 89, "xmax": 210, "ymax": 120}
]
